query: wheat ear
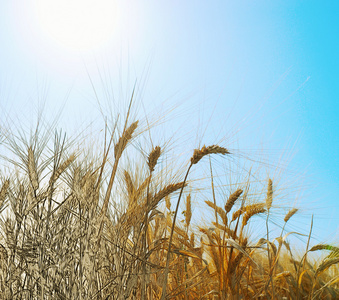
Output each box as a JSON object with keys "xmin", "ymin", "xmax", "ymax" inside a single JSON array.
[
  {"xmin": 284, "ymin": 208, "xmax": 298, "ymax": 223},
  {"xmin": 124, "ymin": 170, "xmax": 135, "ymax": 201},
  {"xmin": 0, "ymin": 179, "xmax": 10, "ymax": 209},
  {"xmin": 148, "ymin": 146, "xmax": 161, "ymax": 172},
  {"xmin": 28, "ymin": 147, "xmax": 39, "ymax": 191},
  {"xmin": 165, "ymin": 195, "xmax": 171, "ymax": 211},
  {"xmin": 205, "ymin": 200, "xmax": 228, "ymax": 225},
  {"xmin": 101, "ymin": 121, "xmax": 138, "ymax": 216},
  {"xmin": 114, "ymin": 121, "xmax": 138, "ymax": 160},
  {"xmin": 266, "ymin": 179, "xmax": 273, "ymax": 211},
  {"xmin": 242, "ymin": 203, "xmax": 266, "ymax": 227},
  {"xmin": 309, "ymin": 244, "xmax": 336, "ymax": 252},
  {"xmin": 185, "ymin": 194, "xmax": 192, "ymax": 228},
  {"xmin": 53, "ymin": 153, "xmax": 76, "ymax": 183},
  {"xmin": 225, "ymin": 189, "xmax": 243, "ymax": 213},
  {"xmin": 315, "ymin": 258, "xmax": 339, "ymax": 277},
  {"xmin": 191, "ymin": 145, "xmax": 230, "ymax": 165}
]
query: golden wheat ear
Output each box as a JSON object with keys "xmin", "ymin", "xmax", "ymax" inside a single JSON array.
[
  {"xmin": 191, "ymin": 145, "xmax": 230, "ymax": 165},
  {"xmin": 284, "ymin": 208, "xmax": 298, "ymax": 223},
  {"xmin": 165, "ymin": 195, "xmax": 171, "ymax": 211},
  {"xmin": 147, "ymin": 146, "xmax": 161, "ymax": 172},
  {"xmin": 114, "ymin": 121, "xmax": 138, "ymax": 159},
  {"xmin": 0, "ymin": 179, "xmax": 9, "ymax": 210},
  {"xmin": 315, "ymin": 258, "xmax": 339, "ymax": 277},
  {"xmin": 205, "ymin": 200, "xmax": 228, "ymax": 225},
  {"xmin": 266, "ymin": 179, "xmax": 273, "ymax": 211},
  {"xmin": 225, "ymin": 189, "xmax": 243, "ymax": 213},
  {"xmin": 185, "ymin": 193, "xmax": 192, "ymax": 228},
  {"xmin": 28, "ymin": 147, "xmax": 39, "ymax": 191},
  {"xmin": 242, "ymin": 203, "xmax": 266, "ymax": 228}
]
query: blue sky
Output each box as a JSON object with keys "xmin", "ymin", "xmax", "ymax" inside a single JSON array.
[{"xmin": 0, "ymin": 1, "xmax": 338, "ymax": 244}]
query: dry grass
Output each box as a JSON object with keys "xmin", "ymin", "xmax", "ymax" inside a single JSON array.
[{"xmin": 0, "ymin": 106, "xmax": 337, "ymax": 300}]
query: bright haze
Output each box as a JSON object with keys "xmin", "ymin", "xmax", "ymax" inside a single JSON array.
[{"xmin": 0, "ymin": 1, "xmax": 338, "ymax": 243}]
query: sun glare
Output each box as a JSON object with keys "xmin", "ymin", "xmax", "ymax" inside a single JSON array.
[{"xmin": 34, "ymin": 0, "xmax": 117, "ymax": 51}]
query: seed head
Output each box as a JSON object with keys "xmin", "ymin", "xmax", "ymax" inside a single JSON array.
[{"xmin": 191, "ymin": 145, "xmax": 230, "ymax": 165}]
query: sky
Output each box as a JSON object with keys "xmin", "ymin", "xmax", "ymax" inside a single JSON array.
[{"xmin": 0, "ymin": 1, "xmax": 338, "ymax": 245}]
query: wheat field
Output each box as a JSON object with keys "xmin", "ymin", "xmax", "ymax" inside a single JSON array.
[{"xmin": 0, "ymin": 103, "xmax": 338, "ymax": 300}]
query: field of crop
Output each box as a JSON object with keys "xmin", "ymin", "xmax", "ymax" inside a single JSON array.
[{"xmin": 0, "ymin": 99, "xmax": 338, "ymax": 299}]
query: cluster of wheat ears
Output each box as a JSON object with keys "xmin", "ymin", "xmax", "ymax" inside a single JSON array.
[{"xmin": 0, "ymin": 101, "xmax": 338, "ymax": 299}]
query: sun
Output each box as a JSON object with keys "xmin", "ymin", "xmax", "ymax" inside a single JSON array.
[{"xmin": 34, "ymin": 0, "xmax": 118, "ymax": 51}]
